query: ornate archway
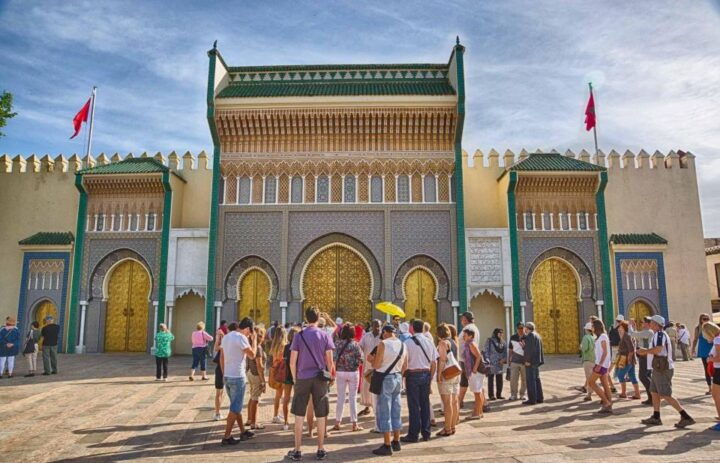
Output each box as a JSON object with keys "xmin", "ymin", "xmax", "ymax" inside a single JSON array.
[
  {"xmin": 530, "ymin": 258, "xmax": 579, "ymax": 354},
  {"xmin": 393, "ymin": 255, "xmax": 449, "ymax": 302},
  {"xmin": 627, "ymin": 298, "xmax": 655, "ymax": 328},
  {"xmin": 301, "ymin": 244, "xmax": 372, "ymax": 323},
  {"xmin": 526, "ymin": 247, "xmax": 594, "ymax": 301},
  {"xmin": 32, "ymin": 299, "xmax": 58, "ymax": 350},
  {"xmin": 237, "ymin": 268, "xmax": 272, "ymax": 327},
  {"xmin": 403, "ymin": 267, "xmax": 437, "ymax": 324},
  {"xmin": 225, "ymin": 256, "xmax": 278, "ymax": 302},
  {"xmin": 89, "ymin": 249, "xmax": 154, "ymax": 302},
  {"xmin": 104, "ymin": 259, "xmax": 151, "ymax": 352}
]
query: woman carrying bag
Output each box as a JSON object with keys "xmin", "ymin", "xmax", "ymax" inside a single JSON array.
[
  {"xmin": 23, "ymin": 321, "xmax": 41, "ymax": 377},
  {"xmin": 436, "ymin": 323, "xmax": 461, "ymax": 436}
]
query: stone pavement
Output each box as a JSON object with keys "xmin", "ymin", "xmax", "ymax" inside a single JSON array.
[{"xmin": 0, "ymin": 354, "xmax": 718, "ymax": 463}]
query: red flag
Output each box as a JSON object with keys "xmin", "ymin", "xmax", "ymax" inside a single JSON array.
[
  {"xmin": 584, "ymin": 90, "xmax": 596, "ymax": 131},
  {"xmin": 70, "ymin": 98, "xmax": 91, "ymax": 139}
]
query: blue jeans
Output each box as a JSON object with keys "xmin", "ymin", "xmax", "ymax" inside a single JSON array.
[
  {"xmin": 375, "ymin": 373, "xmax": 402, "ymax": 433},
  {"xmin": 616, "ymin": 364, "xmax": 638, "ymax": 384},
  {"xmin": 525, "ymin": 366, "xmax": 543, "ymax": 404},
  {"xmin": 225, "ymin": 376, "xmax": 247, "ymax": 414},
  {"xmin": 405, "ymin": 371, "xmax": 431, "ymax": 440},
  {"xmin": 191, "ymin": 347, "xmax": 206, "ymax": 370}
]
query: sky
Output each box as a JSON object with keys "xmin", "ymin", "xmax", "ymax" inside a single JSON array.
[{"xmin": 1, "ymin": 0, "xmax": 719, "ymax": 235}]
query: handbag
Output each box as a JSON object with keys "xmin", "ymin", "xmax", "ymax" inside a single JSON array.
[
  {"xmin": 616, "ymin": 354, "xmax": 628, "ymax": 369},
  {"xmin": 370, "ymin": 342, "xmax": 404, "ymax": 395},
  {"xmin": 299, "ymin": 331, "xmax": 332, "ymax": 382},
  {"xmin": 442, "ymin": 349, "xmax": 462, "ymax": 380},
  {"xmin": 22, "ymin": 331, "xmax": 36, "ymax": 355}
]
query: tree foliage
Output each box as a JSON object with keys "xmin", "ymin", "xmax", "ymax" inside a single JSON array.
[{"xmin": 0, "ymin": 91, "xmax": 18, "ymax": 137}]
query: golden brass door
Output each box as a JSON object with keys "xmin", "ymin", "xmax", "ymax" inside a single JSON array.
[
  {"xmin": 404, "ymin": 268, "xmax": 437, "ymax": 324},
  {"xmin": 104, "ymin": 260, "xmax": 150, "ymax": 352},
  {"xmin": 628, "ymin": 300, "xmax": 652, "ymax": 329},
  {"xmin": 35, "ymin": 301, "xmax": 58, "ymax": 350},
  {"xmin": 303, "ymin": 245, "xmax": 371, "ymax": 323},
  {"xmin": 238, "ymin": 269, "xmax": 271, "ymax": 327},
  {"xmin": 530, "ymin": 259, "xmax": 579, "ymax": 354}
]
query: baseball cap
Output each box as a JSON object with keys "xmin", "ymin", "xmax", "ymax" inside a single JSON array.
[
  {"xmin": 399, "ymin": 322, "xmax": 409, "ymax": 334},
  {"xmin": 584, "ymin": 322, "xmax": 593, "ymax": 331},
  {"xmin": 382, "ymin": 324, "xmax": 396, "ymax": 333},
  {"xmin": 650, "ymin": 315, "xmax": 665, "ymax": 326},
  {"xmin": 615, "ymin": 314, "xmax": 625, "ymax": 321},
  {"xmin": 335, "ymin": 317, "xmax": 343, "ymax": 325}
]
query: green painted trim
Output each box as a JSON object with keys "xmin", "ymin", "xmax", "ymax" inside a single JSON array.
[
  {"xmin": 453, "ymin": 43, "xmax": 468, "ymax": 310},
  {"xmin": 205, "ymin": 48, "xmax": 221, "ymax": 326},
  {"xmin": 595, "ymin": 171, "xmax": 614, "ymax": 328},
  {"xmin": 157, "ymin": 170, "xmax": 172, "ymax": 325},
  {"xmin": 507, "ymin": 172, "xmax": 521, "ymax": 324},
  {"xmin": 66, "ymin": 174, "xmax": 87, "ymax": 353}
]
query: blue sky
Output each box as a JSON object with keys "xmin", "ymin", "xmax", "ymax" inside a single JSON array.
[{"xmin": 1, "ymin": 1, "xmax": 719, "ymax": 235}]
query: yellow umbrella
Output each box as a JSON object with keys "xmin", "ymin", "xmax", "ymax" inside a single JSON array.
[{"xmin": 375, "ymin": 301, "xmax": 405, "ymax": 318}]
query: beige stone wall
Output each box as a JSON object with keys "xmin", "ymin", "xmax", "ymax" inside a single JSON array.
[
  {"xmin": 706, "ymin": 253, "xmax": 720, "ymax": 306},
  {"xmin": 604, "ymin": 152, "xmax": 711, "ymax": 324},
  {"xmin": 0, "ymin": 161, "xmax": 79, "ymax": 319},
  {"xmin": 470, "ymin": 292, "xmax": 506, "ymax": 345},
  {"xmin": 175, "ymin": 155, "xmax": 212, "ymax": 228},
  {"xmin": 461, "ymin": 150, "xmax": 508, "ymax": 229}
]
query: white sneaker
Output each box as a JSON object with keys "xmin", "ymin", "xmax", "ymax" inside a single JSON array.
[
  {"xmin": 155, "ymin": 378, "xmax": 161, "ymax": 381},
  {"xmin": 213, "ymin": 413, "xmax": 222, "ymax": 421},
  {"xmin": 283, "ymin": 423, "xmax": 289, "ymax": 430},
  {"xmin": 509, "ymin": 395, "xmax": 517, "ymax": 401},
  {"xmin": 520, "ymin": 395, "xmax": 527, "ymax": 401},
  {"xmin": 272, "ymin": 416, "xmax": 283, "ymax": 424}
]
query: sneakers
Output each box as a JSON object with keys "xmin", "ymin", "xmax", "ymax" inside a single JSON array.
[
  {"xmin": 391, "ymin": 440, "xmax": 401, "ymax": 452},
  {"xmin": 155, "ymin": 378, "xmax": 162, "ymax": 381},
  {"xmin": 508, "ymin": 395, "xmax": 517, "ymax": 401},
  {"xmin": 400, "ymin": 435, "xmax": 418, "ymax": 444},
  {"xmin": 519, "ymin": 395, "xmax": 527, "ymax": 401},
  {"xmin": 711, "ymin": 423, "xmax": 720, "ymax": 431},
  {"xmin": 283, "ymin": 423, "xmax": 289, "ymax": 430},
  {"xmin": 213, "ymin": 413, "xmax": 222, "ymax": 421},
  {"xmin": 162, "ymin": 378, "xmax": 168, "ymax": 382},
  {"xmin": 372, "ymin": 444, "xmax": 393, "ymax": 456},
  {"xmin": 316, "ymin": 449, "xmax": 327, "ymax": 460},
  {"xmin": 241, "ymin": 430, "xmax": 255, "ymax": 440},
  {"xmin": 287, "ymin": 450, "xmax": 302, "ymax": 461},
  {"xmin": 272, "ymin": 416, "xmax": 283, "ymax": 424},
  {"xmin": 221, "ymin": 436, "xmax": 239, "ymax": 446},
  {"xmin": 597, "ymin": 405, "xmax": 613, "ymax": 415},
  {"xmin": 641, "ymin": 416, "xmax": 662, "ymax": 426},
  {"xmin": 674, "ymin": 417, "xmax": 695, "ymax": 429}
]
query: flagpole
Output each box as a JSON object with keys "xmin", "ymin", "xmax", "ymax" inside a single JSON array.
[
  {"xmin": 588, "ymin": 82, "xmax": 598, "ymax": 156},
  {"xmin": 85, "ymin": 86, "xmax": 97, "ymax": 158}
]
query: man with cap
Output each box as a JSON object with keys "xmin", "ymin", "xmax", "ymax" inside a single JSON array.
[
  {"xmin": 458, "ymin": 311, "xmax": 480, "ymax": 408},
  {"xmin": 401, "ymin": 319, "xmax": 438, "ymax": 443},
  {"xmin": 630, "ymin": 316, "xmax": 654, "ymax": 404},
  {"xmin": 40, "ymin": 315, "xmax": 60, "ymax": 375},
  {"xmin": 522, "ymin": 322, "xmax": 544, "ymax": 405},
  {"xmin": 638, "ymin": 314, "xmax": 695, "ymax": 428}
]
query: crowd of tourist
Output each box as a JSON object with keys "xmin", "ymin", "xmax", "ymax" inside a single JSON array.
[{"xmin": 1, "ymin": 307, "xmax": 719, "ymax": 460}]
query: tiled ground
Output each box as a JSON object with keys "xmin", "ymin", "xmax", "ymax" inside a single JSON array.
[{"xmin": 0, "ymin": 354, "xmax": 718, "ymax": 463}]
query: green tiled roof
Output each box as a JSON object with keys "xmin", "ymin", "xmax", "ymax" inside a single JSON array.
[
  {"xmin": 19, "ymin": 232, "xmax": 74, "ymax": 246},
  {"xmin": 78, "ymin": 158, "xmax": 168, "ymax": 175},
  {"xmin": 217, "ymin": 81, "xmax": 455, "ymax": 98},
  {"xmin": 509, "ymin": 153, "xmax": 605, "ymax": 172},
  {"xmin": 228, "ymin": 63, "xmax": 448, "ymax": 73},
  {"xmin": 610, "ymin": 233, "xmax": 668, "ymax": 245}
]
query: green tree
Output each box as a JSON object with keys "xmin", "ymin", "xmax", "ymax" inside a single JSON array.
[{"xmin": 0, "ymin": 91, "xmax": 18, "ymax": 137}]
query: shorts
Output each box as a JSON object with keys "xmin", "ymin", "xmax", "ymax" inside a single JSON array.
[
  {"xmin": 595, "ymin": 366, "xmax": 608, "ymax": 376},
  {"xmin": 291, "ymin": 377, "xmax": 330, "ymax": 418},
  {"xmin": 438, "ymin": 376, "xmax": 460, "ymax": 395},
  {"xmin": 224, "ymin": 376, "xmax": 247, "ymax": 414},
  {"xmin": 468, "ymin": 372, "xmax": 484, "ymax": 393},
  {"xmin": 649, "ymin": 368, "xmax": 673, "ymax": 396},
  {"xmin": 713, "ymin": 367, "xmax": 720, "ymax": 386},
  {"xmin": 247, "ymin": 372, "xmax": 264, "ymax": 401},
  {"xmin": 214, "ymin": 364, "xmax": 224, "ymax": 390}
]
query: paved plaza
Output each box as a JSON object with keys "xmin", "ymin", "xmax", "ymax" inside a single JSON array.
[{"xmin": 1, "ymin": 354, "xmax": 718, "ymax": 463}]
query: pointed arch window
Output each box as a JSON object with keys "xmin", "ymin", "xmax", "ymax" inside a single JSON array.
[
  {"xmin": 317, "ymin": 175, "xmax": 329, "ymax": 203},
  {"xmin": 423, "ymin": 175, "xmax": 437, "ymax": 203},
  {"xmin": 370, "ymin": 176, "xmax": 383, "ymax": 203},
  {"xmin": 265, "ymin": 176, "xmax": 277, "ymax": 204},
  {"xmin": 238, "ymin": 176, "xmax": 251, "ymax": 204},
  {"xmin": 344, "ymin": 175, "xmax": 356, "ymax": 203},
  {"xmin": 291, "ymin": 176, "xmax": 303, "ymax": 203},
  {"xmin": 397, "ymin": 175, "xmax": 410, "ymax": 202}
]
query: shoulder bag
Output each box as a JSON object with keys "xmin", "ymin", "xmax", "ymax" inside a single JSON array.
[
  {"xmin": 23, "ymin": 330, "xmax": 36, "ymax": 355},
  {"xmin": 441, "ymin": 340, "xmax": 461, "ymax": 380},
  {"xmin": 370, "ymin": 342, "xmax": 404, "ymax": 395},
  {"xmin": 299, "ymin": 331, "xmax": 332, "ymax": 382},
  {"xmin": 651, "ymin": 332, "xmax": 670, "ymax": 371}
]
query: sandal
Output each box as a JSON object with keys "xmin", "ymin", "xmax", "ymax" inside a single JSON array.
[
  {"xmin": 436, "ymin": 429, "xmax": 453, "ymax": 437},
  {"xmin": 331, "ymin": 424, "xmax": 341, "ymax": 431},
  {"xmin": 583, "ymin": 396, "xmax": 592, "ymax": 402},
  {"xmin": 352, "ymin": 424, "xmax": 362, "ymax": 432},
  {"xmin": 188, "ymin": 376, "xmax": 194, "ymax": 381},
  {"xmin": 618, "ymin": 394, "xmax": 627, "ymax": 399},
  {"xmin": 251, "ymin": 424, "xmax": 265, "ymax": 430},
  {"xmin": 630, "ymin": 395, "xmax": 641, "ymax": 400}
]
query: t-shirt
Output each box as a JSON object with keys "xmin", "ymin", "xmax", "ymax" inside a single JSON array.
[
  {"xmin": 458, "ymin": 322, "xmax": 480, "ymax": 361},
  {"xmin": 580, "ymin": 333, "xmax": 595, "ymax": 363},
  {"xmin": 359, "ymin": 331, "xmax": 381, "ymax": 364},
  {"xmin": 40, "ymin": 324, "xmax": 60, "ymax": 347},
  {"xmin": 647, "ymin": 331, "xmax": 674, "ymax": 371},
  {"xmin": 291, "ymin": 326, "xmax": 335, "ymax": 380},
  {"xmin": 404, "ymin": 334, "xmax": 439, "ymax": 370},
  {"xmin": 510, "ymin": 333, "xmax": 525, "ymax": 364},
  {"xmin": 247, "ymin": 345, "xmax": 265, "ymax": 376},
  {"xmin": 221, "ymin": 331, "xmax": 251, "ymax": 378},
  {"xmin": 712, "ymin": 335, "xmax": 720, "ymax": 368},
  {"xmin": 594, "ymin": 333, "xmax": 611, "ymax": 368}
]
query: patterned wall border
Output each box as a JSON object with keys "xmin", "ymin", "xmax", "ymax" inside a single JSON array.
[
  {"xmin": 525, "ymin": 247, "xmax": 595, "ymax": 301},
  {"xmin": 224, "ymin": 256, "xmax": 279, "ymax": 302},
  {"xmin": 394, "ymin": 255, "xmax": 450, "ymax": 301},
  {"xmin": 88, "ymin": 249, "xmax": 155, "ymax": 302},
  {"xmin": 614, "ymin": 252, "xmax": 668, "ymax": 320},
  {"xmin": 290, "ymin": 233, "xmax": 382, "ymax": 301},
  {"xmin": 17, "ymin": 251, "xmax": 70, "ymax": 351}
]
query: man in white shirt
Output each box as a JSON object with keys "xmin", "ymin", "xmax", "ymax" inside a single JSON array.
[
  {"xmin": 638, "ymin": 315, "xmax": 694, "ymax": 428},
  {"xmin": 401, "ymin": 319, "xmax": 438, "ymax": 443},
  {"xmin": 219, "ymin": 317, "xmax": 257, "ymax": 446},
  {"xmin": 458, "ymin": 311, "xmax": 480, "ymax": 407},
  {"xmin": 359, "ymin": 320, "xmax": 382, "ymax": 418}
]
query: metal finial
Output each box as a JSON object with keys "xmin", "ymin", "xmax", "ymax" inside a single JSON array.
[
  {"xmin": 456, "ymin": 36, "xmax": 460, "ymax": 45},
  {"xmin": 213, "ymin": 40, "xmax": 218, "ymax": 49}
]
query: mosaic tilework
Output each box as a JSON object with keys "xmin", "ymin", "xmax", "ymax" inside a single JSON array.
[
  {"xmin": 220, "ymin": 211, "xmax": 283, "ymax": 283},
  {"xmin": 390, "ymin": 211, "xmax": 452, "ymax": 283}
]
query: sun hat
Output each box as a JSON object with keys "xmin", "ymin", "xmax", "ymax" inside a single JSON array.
[
  {"xmin": 650, "ymin": 314, "xmax": 665, "ymax": 326},
  {"xmin": 584, "ymin": 322, "xmax": 593, "ymax": 331}
]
